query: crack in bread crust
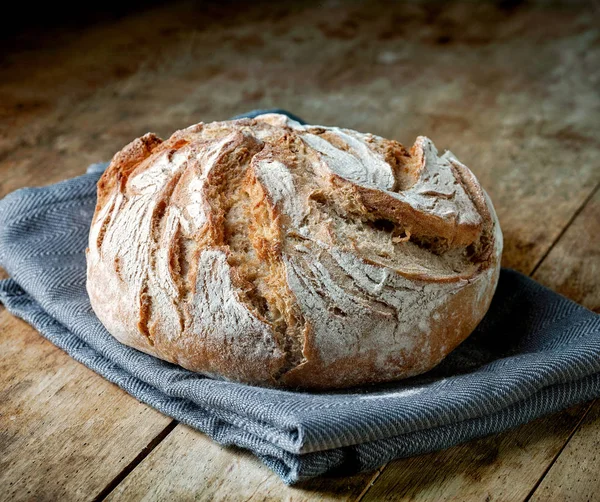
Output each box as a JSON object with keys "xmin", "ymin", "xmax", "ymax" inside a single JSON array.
[{"xmin": 86, "ymin": 113, "xmax": 502, "ymax": 389}]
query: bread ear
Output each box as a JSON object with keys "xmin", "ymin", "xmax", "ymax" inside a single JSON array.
[{"xmin": 95, "ymin": 133, "xmax": 163, "ymax": 213}]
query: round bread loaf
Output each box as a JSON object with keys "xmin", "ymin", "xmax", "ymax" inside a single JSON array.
[{"xmin": 86, "ymin": 113, "xmax": 502, "ymax": 389}]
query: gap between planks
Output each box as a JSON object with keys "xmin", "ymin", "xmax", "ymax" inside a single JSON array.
[
  {"xmin": 1, "ymin": 1, "xmax": 597, "ymax": 498},
  {"xmin": 89, "ymin": 180, "xmax": 600, "ymax": 501},
  {"xmin": 354, "ymin": 464, "xmax": 388, "ymax": 502},
  {"xmin": 522, "ymin": 400, "xmax": 595, "ymax": 502},
  {"xmin": 94, "ymin": 421, "xmax": 179, "ymax": 502},
  {"xmin": 355, "ymin": 181, "xmax": 600, "ymax": 502},
  {"xmin": 529, "ymin": 181, "xmax": 600, "ymax": 278},
  {"xmin": 519, "ymin": 182, "xmax": 600, "ymax": 501}
]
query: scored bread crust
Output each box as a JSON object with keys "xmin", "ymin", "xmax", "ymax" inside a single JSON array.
[{"xmin": 86, "ymin": 114, "xmax": 502, "ymax": 389}]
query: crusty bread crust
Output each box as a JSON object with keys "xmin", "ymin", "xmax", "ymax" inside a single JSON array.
[{"xmin": 86, "ymin": 114, "xmax": 502, "ymax": 389}]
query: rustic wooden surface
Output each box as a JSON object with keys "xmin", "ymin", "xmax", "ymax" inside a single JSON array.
[
  {"xmin": 1, "ymin": 1, "xmax": 599, "ymax": 500},
  {"xmin": 0, "ymin": 312, "xmax": 173, "ymax": 501}
]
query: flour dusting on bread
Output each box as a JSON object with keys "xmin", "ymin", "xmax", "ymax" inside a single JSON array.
[{"xmin": 86, "ymin": 113, "xmax": 502, "ymax": 389}]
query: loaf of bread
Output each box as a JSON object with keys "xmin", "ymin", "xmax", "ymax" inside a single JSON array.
[{"xmin": 86, "ymin": 113, "xmax": 502, "ymax": 389}]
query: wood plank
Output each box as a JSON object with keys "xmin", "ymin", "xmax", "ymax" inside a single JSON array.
[
  {"xmin": 1, "ymin": 1, "xmax": 599, "ymax": 270},
  {"xmin": 360, "ymin": 403, "xmax": 592, "ymax": 502},
  {"xmin": 529, "ymin": 401, "xmax": 600, "ymax": 502},
  {"xmin": 97, "ymin": 0, "xmax": 600, "ymax": 495},
  {"xmin": 0, "ymin": 7, "xmax": 211, "ymax": 501},
  {"xmin": 0, "ymin": 0, "xmax": 598, "ymax": 500},
  {"xmin": 533, "ymin": 186, "xmax": 600, "ymax": 314},
  {"xmin": 104, "ymin": 406, "xmax": 593, "ymax": 502},
  {"xmin": 0, "ymin": 1, "xmax": 217, "ymax": 197},
  {"xmin": 105, "ymin": 425, "xmax": 381, "ymax": 502},
  {"xmin": 523, "ymin": 188, "xmax": 600, "ymax": 502},
  {"xmin": 99, "ymin": 180, "xmax": 600, "ymax": 502},
  {"xmin": 0, "ymin": 1, "xmax": 239, "ymax": 158},
  {"xmin": 0, "ymin": 310, "xmax": 172, "ymax": 501},
  {"xmin": 360, "ymin": 186, "xmax": 600, "ymax": 502}
]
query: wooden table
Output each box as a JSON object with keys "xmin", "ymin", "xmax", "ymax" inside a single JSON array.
[{"xmin": 1, "ymin": 1, "xmax": 599, "ymax": 500}]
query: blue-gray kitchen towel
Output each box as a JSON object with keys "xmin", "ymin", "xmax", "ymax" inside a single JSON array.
[{"xmin": 0, "ymin": 110, "xmax": 599, "ymax": 485}]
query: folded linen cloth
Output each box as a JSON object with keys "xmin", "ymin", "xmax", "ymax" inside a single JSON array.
[{"xmin": 1, "ymin": 110, "xmax": 599, "ymax": 485}]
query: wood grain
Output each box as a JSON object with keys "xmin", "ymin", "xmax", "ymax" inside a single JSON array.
[
  {"xmin": 0, "ymin": 2, "xmax": 238, "ymax": 157},
  {"xmin": 105, "ymin": 425, "xmax": 381, "ymax": 502},
  {"xmin": 534, "ymin": 186, "xmax": 600, "ymax": 313},
  {"xmin": 529, "ymin": 401, "xmax": 600, "ymax": 502},
  {"xmin": 102, "ymin": 18, "xmax": 600, "ymax": 493},
  {"xmin": 1, "ymin": 1, "xmax": 599, "ymax": 274},
  {"xmin": 0, "ymin": 311, "xmax": 172, "ymax": 501},
  {"xmin": 0, "ymin": 1, "xmax": 598, "ymax": 501},
  {"xmin": 0, "ymin": 8, "xmax": 199, "ymax": 501},
  {"xmin": 525, "ymin": 187, "xmax": 600, "ymax": 502},
  {"xmin": 359, "ymin": 181, "xmax": 600, "ymax": 502},
  {"xmin": 360, "ymin": 403, "xmax": 592, "ymax": 502}
]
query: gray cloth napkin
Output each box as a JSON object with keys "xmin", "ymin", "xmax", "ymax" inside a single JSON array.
[{"xmin": 1, "ymin": 111, "xmax": 599, "ymax": 485}]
